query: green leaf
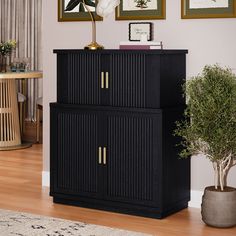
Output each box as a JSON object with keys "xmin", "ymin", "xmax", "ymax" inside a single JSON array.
[
  {"xmin": 174, "ymin": 64, "xmax": 236, "ymax": 162},
  {"xmin": 79, "ymin": 3, "xmax": 85, "ymax": 12},
  {"xmin": 84, "ymin": 0, "xmax": 95, "ymax": 7},
  {"xmin": 65, "ymin": 0, "xmax": 95, "ymax": 12},
  {"xmin": 65, "ymin": 0, "xmax": 80, "ymax": 11}
]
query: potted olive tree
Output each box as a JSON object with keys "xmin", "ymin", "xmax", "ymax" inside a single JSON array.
[{"xmin": 174, "ymin": 65, "xmax": 236, "ymax": 228}]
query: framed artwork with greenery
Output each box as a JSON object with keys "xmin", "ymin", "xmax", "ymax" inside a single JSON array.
[
  {"xmin": 116, "ymin": 0, "xmax": 166, "ymax": 20},
  {"xmin": 58, "ymin": 0, "xmax": 102, "ymax": 21},
  {"xmin": 181, "ymin": 0, "xmax": 236, "ymax": 19}
]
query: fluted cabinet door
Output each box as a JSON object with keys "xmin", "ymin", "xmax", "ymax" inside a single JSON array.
[
  {"xmin": 109, "ymin": 53, "xmax": 147, "ymax": 108},
  {"xmin": 105, "ymin": 111, "xmax": 160, "ymax": 207},
  {"xmin": 57, "ymin": 53, "xmax": 102, "ymax": 105},
  {"xmin": 50, "ymin": 106, "xmax": 101, "ymax": 199}
]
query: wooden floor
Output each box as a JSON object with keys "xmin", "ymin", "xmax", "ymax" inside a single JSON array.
[{"xmin": 0, "ymin": 145, "xmax": 235, "ymax": 236}]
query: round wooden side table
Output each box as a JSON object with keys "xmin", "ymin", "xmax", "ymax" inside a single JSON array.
[{"xmin": 0, "ymin": 71, "xmax": 43, "ymax": 151}]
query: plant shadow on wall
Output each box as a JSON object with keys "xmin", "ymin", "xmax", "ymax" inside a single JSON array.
[{"xmin": 174, "ymin": 64, "xmax": 236, "ymax": 228}]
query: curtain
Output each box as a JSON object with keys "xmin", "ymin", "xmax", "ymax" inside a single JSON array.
[{"xmin": 0, "ymin": 0, "xmax": 42, "ymax": 120}]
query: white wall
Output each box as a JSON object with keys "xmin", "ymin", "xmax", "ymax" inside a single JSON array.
[{"xmin": 42, "ymin": 0, "xmax": 236, "ymax": 192}]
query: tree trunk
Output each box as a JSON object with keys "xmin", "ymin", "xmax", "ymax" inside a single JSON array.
[
  {"xmin": 219, "ymin": 164, "xmax": 224, "ymax": 191},
  {"xmin": 219, "ymin": 155, "xmax": 232, "ymax": 191},
  {"xmin": 212, "ymin": 154, "xmax": 233, "ymax": 191},
  {"xmin": 213, "ymin": 162, "xmax": 219, "ymax": 189}
]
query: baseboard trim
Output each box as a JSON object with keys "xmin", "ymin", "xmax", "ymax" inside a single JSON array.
[
  {"xmin": 189, "ymin": 190, "xmax": 203, "ymax": 208},
  {"xmin": 42, "ymin": 171, "xmax": 50, "ymax": 187},
  {"xmin": 42, "ymin": 171, "xmax": 203, "ymax": 208}
]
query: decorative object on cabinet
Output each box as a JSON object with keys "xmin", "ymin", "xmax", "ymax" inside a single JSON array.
[
  {"xmin": 119, "ymin": 41, "xmax": 163, "ymax": 49},
  {"xmin": 82, "ymin": 0, "xmax": 104, "ymax": 50},
  {"xmin": 82, "ymin": 0, "xmax": 120, "ymax": 50},
  {"xmin": 181, "ymin": 0, "xmax": 236, "ymax": 19},
  {"xmin": 174, "ymin": 65, "xmax": 236, "ymax": 227},
  {"xmin": 96, "ymin": 0, "xmax": 120, "ymax": 17},
  {"xmin": 51, "ymin": 49, "xmax": 190, "ymax": 219},
  {"xmin": 129, "ymin": 22, "xmax": 152, "ymax": 41},
  {"xmin": 116, "ymin": 0, "xmax": 166, "ymax": 20},
  {"xmin": 58, "ymin": 0, "xmax": 102, "ymax": 21}
]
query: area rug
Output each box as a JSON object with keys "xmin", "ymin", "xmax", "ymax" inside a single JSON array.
[{"xmin": 0, "ymin": 209, "xmax": 150, "ymax": 236}]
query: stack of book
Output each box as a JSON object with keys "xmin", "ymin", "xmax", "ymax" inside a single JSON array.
[{"xmin": 119, "ymin": 41, "xmax": 163, "ymax": 50}]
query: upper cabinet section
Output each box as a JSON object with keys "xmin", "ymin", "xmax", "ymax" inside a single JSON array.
[{"xmin": 54, "ymin": 50, "xmax": 188, "ymax": 108}]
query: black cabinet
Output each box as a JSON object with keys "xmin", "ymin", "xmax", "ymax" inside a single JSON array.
[
  {"xmin": 56, "ymin": 50, "xmax": 186, "ymax": 108},
  {"xmin": 51, "ymin": 50, "xmax": 190, "ymax": 219}
]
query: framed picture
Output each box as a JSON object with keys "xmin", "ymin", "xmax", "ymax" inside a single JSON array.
[
  {"xmin": 181, "ymin": 0, "xmax": 236, "ymax": 19},
  {"xmin": 58, "ymin": 0, "xmax": 102, "ymax": 21},
  {"xmin": 116, "ymin": 0, "xmax": 166, "ymax": 20},
  {"xmin": 129, "ymin": 22, "xmax": 152, "ymax": 41}
]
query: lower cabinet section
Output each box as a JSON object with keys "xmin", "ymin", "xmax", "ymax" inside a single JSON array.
[{"xmin": 50, "ymin": 103, "xmax": 190, "ymax": 219}]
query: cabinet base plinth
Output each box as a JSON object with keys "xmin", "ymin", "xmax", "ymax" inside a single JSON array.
[{"xmin": 52, "ymin": 196, "xmax": 189, "ymax": 219}]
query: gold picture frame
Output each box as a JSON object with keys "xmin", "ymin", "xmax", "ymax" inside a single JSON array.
[
  {"xmin": 181, "ymin": 0, "xmax": 236, "ymax": 19},
  {"xmin": 116, "ymin": 0, "xmax": 166, "ymax": 20},
  {"xmin": 58, "ymin": 0, "xmax": 102, "ymax": 22}
]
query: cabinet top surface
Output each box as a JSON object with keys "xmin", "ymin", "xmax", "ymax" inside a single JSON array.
[{"xmin": 53, "ymin": 49, "xmax": 188, "ymax": 54}]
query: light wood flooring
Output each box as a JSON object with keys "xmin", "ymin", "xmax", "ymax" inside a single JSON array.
[{"xmin": 0, "ymin": 145, "xmax": 235, "ymax": 236}]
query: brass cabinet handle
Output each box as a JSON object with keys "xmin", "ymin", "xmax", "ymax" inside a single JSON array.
[
  {"xmin": 101, "ymin": 72, "xmax": 104, "ymax": 89},
  {"xmin": 98, "ymin": 147, "xmax": 102, "ymax": 164},
  {"xmin": 105, "ymin": 72, "xmax": 109, "ymax": 89},
  {"xmin": 103, "ymin": 147, "xmax": 107, "ymax": 165}
]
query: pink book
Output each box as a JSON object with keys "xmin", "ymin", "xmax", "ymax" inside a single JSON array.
[
  {"xmin": 120, "ymin": 45, "xmax": 151, "ymax": 50},
  {"xmin": 119, "ymin": 43, "xmax": 163, "ymax": 50}
]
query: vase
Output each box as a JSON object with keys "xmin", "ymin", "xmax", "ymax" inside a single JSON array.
[
  {"xmin": 201, "ymin": 186, "xmax": 236, "ymax": 228},
  {"xmin": 0, "ymin": 55, "xmax": 7, "ymax": 73}
]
